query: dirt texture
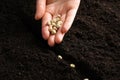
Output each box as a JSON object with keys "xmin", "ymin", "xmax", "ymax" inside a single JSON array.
[{"xmin": 0, "ymin": 0, "xmax": 120, "ymax": 80}]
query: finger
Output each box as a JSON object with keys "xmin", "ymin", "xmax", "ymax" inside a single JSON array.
[
  {"xmin": 61, "ymin": 9, "xmax": 77, "ymax": 33},
  {"xmin": 35, "ymin": 0, "xmax": 46, "ymax": 20},
  {"xmin": 48, "ymin": 35, "xmax": 55, "ymax": 47},
  {"xmin": 55, "ymin": 14, "xmax": 66, "ymax": 44},
  {"xmin": 55, "ymin": 28, "xmax": 65, "ymax": 44},
  {"xmin": 46, "ymin": 0, "xmax": 54, "ymax": 4},
  {"xmin": 42, "ymin": 12, "xmax": 52, "ymax": 40}
]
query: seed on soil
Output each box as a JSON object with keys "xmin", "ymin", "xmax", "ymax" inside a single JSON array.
[
  {"xmin": 70, "ymin": 63, "xmax": 75, "ymax": 68},
  {"xmin": 84, "ymin": 78, "xmax": 89, "ymax": 80},
  {"xmin": 57, "ymin": 55, "xmax": 62, "ymax": 60}
]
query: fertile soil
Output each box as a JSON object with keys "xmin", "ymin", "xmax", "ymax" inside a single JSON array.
[{"xmin": 0, "ymin": 0, "xmax": 120, "ymax": 80}]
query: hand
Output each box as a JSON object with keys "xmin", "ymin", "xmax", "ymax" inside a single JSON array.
[{"xmin": 35, "ymin": 0, "xmax": 80, "ymax": 47}]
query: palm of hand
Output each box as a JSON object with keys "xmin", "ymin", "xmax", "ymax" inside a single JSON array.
[{"xmin": 36, "ymin": 0, "xmax": 80, "ymax": 46}]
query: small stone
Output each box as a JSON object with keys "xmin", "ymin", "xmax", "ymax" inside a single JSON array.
[
  {"xmin": 70, "ymin": 63, "xmax": 75, "ymax": 68},
  {"xmin": 58, "ymin": 55, "xmax": 62, "ymax": 60}
]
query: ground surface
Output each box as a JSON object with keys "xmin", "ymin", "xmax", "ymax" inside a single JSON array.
[{"xmin": 0, "ymin": 0, "xmax": 120, "ymax": 80}]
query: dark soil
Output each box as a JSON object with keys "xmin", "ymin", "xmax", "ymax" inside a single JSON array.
[{"xmin": 0, "ymin": 0, "xmax": 120, "ymax": 80}]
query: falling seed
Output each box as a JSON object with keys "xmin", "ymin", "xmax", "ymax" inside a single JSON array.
[
  {"xmin": 57, "ymin": 55, "xmax": 62, "ymax": 60},
  {"xmin": 84, "ymin": 78, "xmax": 89, "ymax": 80},
  {"xmin": 70, "ymin": 63, "xmax": 75, "ymax": 68}
]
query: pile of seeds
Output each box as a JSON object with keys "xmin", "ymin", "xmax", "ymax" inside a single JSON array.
[{"xmin": 47, "ymin": 15, "xmax": 63, "ymax": 35}]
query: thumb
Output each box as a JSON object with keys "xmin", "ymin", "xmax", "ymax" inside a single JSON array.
[{"xmin": 35, "ymin": 0, "xmax": 46, "ymax": 20}]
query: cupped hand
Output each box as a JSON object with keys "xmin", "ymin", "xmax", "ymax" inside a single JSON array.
[{"xmin": 35, "ymin": 0, "xmax": 80, "ymax": 47}]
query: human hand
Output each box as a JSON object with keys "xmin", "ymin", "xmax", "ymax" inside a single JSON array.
[{"xmin": 35, "ymin": 0, "xmax": 80, "ymax": 47}]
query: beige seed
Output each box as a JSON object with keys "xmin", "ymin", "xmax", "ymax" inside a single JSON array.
[
  {"xmin": 53, "ymin": 26, "xmax": 58, "ymax": 31},
  {"xmin": 47, "ymin": 21, "xmax": 51, "ymax": 26},
  {"xmin": 57, "ymin": 21, "xmax": 63, "ymax": 25},
  {"xmin": 51, "ymin": 29, "xmax": 57, "ymax": 35},
  {"xmin": 84, "ymin": 78, "xmax": 89, "ymax": 80},
  {"xmin": 51, "ymin": 22, "xmax": 56, "ymax": 26},
  {"xmin": 57, "ymin": 55, "xmax": 62, "ymax": 60},
  {"xmin": 56, "ymin": 21, "xmax": 63, "ymax": 28},
  {"xmin": 70, "ymin": 63, "xmax": 75, "ymax": 68},
  {"xmin": 48, "ymin": 25, "xmax": 53, "ymax": 31},
  {"xmin": 57, "ymin": 14, "xmax": 61, "ymax": 18},
  {"xmin": 52, "ymin": 18, "xmax": 57, "ymax": 22},
  {"xmin": 56, "ymin": 24, "xmax": 61, "ymax": 28},
  {"xmin": 56, "ymin": 17, "xmax": 61, "ymax": 21}
]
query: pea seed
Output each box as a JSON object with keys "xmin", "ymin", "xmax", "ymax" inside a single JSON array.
[
  {"xmin": 57, "ymin": 15, "xmax": 61, "ymax": 18},
  {"xmin": 51, "ymin": 29, "xmax": 56, "ymax": 35},
  {"xmin": 57, "ymin": 21, "xmax": 63, "ymax": 25},
  {"xmin": 56, "ymin": 17, "xmax": 61, "ymax": 21},
  {"xmin": 57, "ymin": 55, "xmax": 62, "ymax": 60},
  {"xmin": 70, "ymin": 63, "xmax": 75, "ymax": 68},
  {"xmin": 52, "ymin": 22, "xmax": 56, "ymax": 26},
  {"xmin": 84, "ymin": 78, "xmax": 89, "ymax": 80},
  {"xmin": 48, "ymin": 25, "xmax": 53, "ymax": 31},
  {"xmin": 56, "ymin": 21, "xmax": 62, "ymax": 28},
  {"xmin": 47, "ymin": 21, "xmax": 51, "ymax": 26},
  {"xmin": 56, "ymin": 24, "xmax": 61, "ymax": 28},
  {"xmin": 52, "ymin": 18, "xmax": 57, "ymax": 22},
  {"xmin": 53, "ymin": 26, "xmax": 58, "ymax": 31}
]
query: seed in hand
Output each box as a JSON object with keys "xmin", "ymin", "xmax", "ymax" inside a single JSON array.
[
  {"xmin": 48, "ymin": 15, "xmax": 63, "ymax": 35},
  {"xmin": 51, "ymin": 29, "xmax": 57, "ymax": 35}
]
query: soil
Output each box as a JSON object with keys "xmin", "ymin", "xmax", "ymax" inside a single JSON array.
[{"xmin": 0, "ymin": 0, "xmax": 120, "ymax": 80}]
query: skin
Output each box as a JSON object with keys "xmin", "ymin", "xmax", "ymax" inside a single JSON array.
[{"xmin": 35, "ymin": 0, "xmax": 81, "ymax": 47}]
